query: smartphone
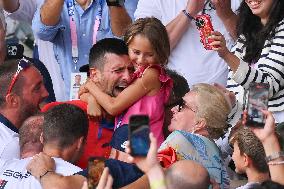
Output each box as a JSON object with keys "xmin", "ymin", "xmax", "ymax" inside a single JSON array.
[
  {"xmin": 87, "ymin": 157, "xmax": 106, "ymax": 189},
  {"xmin": 195, "ymin": 14, "xmax": 214, "ymax": 50},
  {"xmin": 128, "ymin": 115, "xmax": 150, "ymax": 157},
  {"xmin": 246, "ymin": 83, "xmax": 269, "ymax": 127}
]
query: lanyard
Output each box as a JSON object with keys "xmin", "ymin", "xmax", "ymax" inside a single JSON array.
[{"xmin": 67, "ymin": 0, "xmax": 103, "ymax": 70}]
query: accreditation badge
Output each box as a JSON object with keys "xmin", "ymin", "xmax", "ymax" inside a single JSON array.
[{"xmin": 70, "ymin": 72, "xmax": 87, "ymax": 100}]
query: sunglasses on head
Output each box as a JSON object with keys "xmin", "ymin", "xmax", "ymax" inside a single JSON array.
[{"xmin": 6, "ymin": 58, "xmax": 31, "ymax": 96}]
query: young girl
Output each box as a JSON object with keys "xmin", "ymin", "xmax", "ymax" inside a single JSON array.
[{"xmin": 84, "ymin": 17, "xmax": 172, "ymax": 146}]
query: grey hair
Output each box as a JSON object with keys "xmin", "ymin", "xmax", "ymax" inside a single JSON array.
[{"xmin": 191, "ymin": 83, "xmax": 231, "ymax": 139}]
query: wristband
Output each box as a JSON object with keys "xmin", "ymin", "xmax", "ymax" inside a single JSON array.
[
  {"xmin": 106, "ymin": 0, "xmax": 124, "ymax": 7},
  {"xmin": 150, "ymin": 179, "xmax": 166, "ymax": 189},
  {"xmin": 182, "ymin": 10, "xmax": 195, "ymax": 21},
  {"xmin": 39, "ymin": 170, "xmax": 54, "ymax": 181},
  {"xmin": 265, "ymin": 151, "xmax": 284, "ymax": 162},
  {"xmin": 268, "ymin": 161, "xmax": 284, "ymax": 165}
]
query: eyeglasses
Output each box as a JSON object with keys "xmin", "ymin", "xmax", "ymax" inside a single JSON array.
[
  {"xmin": 177, "ymin": 100, "xmax": 197, "ymax": 113},
  {"xmin": 6, "ymin": 58, "xmax": 31, "ymax": 96}
]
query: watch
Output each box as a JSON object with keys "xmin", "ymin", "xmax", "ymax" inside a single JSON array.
[
  {"xmin": 106, "ymin": 0, "xmax": 125, "ymax": 7},
  {"xmin": 265, "ymin": 151, "xmax": 284, "ymax": 162}
]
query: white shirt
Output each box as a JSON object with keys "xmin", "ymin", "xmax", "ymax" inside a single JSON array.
[
  {"xmin": 0, "ymin": 157, "xmax": 82, "ymax": 189},
  {"xmin": 135, "ymin": 0, "xmax": 241, "ymax": 87},
  {"xmin": 0, "ymin": 115, "xmax": 20, "ymax": 160},
  {"xmin": 6, "ymin": 0, "xmax": 67, "ymax": 101}
]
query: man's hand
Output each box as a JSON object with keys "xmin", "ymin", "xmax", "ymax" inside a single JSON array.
[
  {"xmin": 211, "ymin": 0, "xmax": 234, "ymax": 21},
  {"xmin": 27, "ymin": 152, "xmax": 55, "ymax": 180},
  {"xmin": 186, "ymin": 0, "xmax": 205, "ymax": 17}
]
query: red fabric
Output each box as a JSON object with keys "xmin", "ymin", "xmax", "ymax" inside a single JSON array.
[
  {"xmin": 157, "ymin": 146, "xmax": 177, "ymax": 168},
  {"xmin": 41, "ymin": 100, "xmax": 113, "ymax": 169}
]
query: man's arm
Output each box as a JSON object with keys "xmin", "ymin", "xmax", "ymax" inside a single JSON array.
[
  {"xmin": 40, "ymin": 173, "xmax": 86, "ymax": 189},
  {"xmin": 40, "ymin": 0, "xmax": 64, "ymax": 26},
  {"xmin": 2, "ymin": 0, "xmax": 20, "ymax": 13},
  {"xmin": 3, "ymin": 0, "xmax": 37, "ymax": 24},
  {"xmin": 166, "ymin": 0, "xmax": 205, "ymax": 50},
  {"xmin": 27, "ymin": 152, "xmax": 86, "ymax": 189},
  {"xmin": 211, "ymin": 0, "xmax": 239, "ymax": 40},
  {"xmin": 108, "ymin": 6, "xmax": 132, "ymax": 37}
]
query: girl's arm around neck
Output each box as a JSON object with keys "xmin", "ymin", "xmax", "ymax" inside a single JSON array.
[{"xmin": 87, "ymin": 67, "xmax": 161, "ymax": 116}]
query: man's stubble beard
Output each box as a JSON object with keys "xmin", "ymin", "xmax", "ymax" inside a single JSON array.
[{"xmin": 18, "ymin": 99, "xmax": 40, "ymax": 126}]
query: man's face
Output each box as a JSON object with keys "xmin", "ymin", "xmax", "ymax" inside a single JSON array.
[
  {"xmin": 97, "ymin": 53, "xmax": 134, "ymax": 97},
  {"xmin": 75, "ymin": 75, "xmax": 81, "ymax": 85},
  {"xmin": 168, "ymin": 92, "xmax": 198, "ymax": 132},
  {"xmin": 232, "ymin": 142, "xmax": 246, "ymax": 174},
  {"xmin": 18, "ymin": 67, "xmax": 49, "ymax": 119}
]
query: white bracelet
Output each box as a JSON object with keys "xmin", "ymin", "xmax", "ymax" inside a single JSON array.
[{"xmin": 267, "ymin": 161, "xmax": 284, "ymax": 165}]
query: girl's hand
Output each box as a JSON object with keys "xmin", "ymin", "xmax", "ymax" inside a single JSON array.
[
  {"xmin": 210, "ymin": 31, "xmax": 230, "ymax": 58},
  {"xmin": 87, "ymin": 95, "xmax": 102, "ymax": 120},
  {"xmin": 78, "ymin": 84, "xmax": 89, "ymax": 98},
  {"xmin": 126, "ymin": 133, "xmax": 159, "ymax": 173},
  {"xmin": 85, "ymin": 80, "xmax": 97, "ymax": 91}
]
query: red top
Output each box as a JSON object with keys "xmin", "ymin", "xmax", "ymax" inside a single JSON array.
[{"xmin": 41, "ymin": 100, "xmax": 113, "ymax": 169}]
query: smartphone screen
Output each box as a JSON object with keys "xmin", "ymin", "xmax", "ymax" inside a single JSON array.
[
  {"xmin": 128, "ymin": 115, "xmax": 150, "ymax": 157},
  {"xmin": 87, "ymin": 157, "xmax": 106, "ymax": 189},
  {"xmin": 246, "ymin": 83, "xmax": 269, "ymax": 127}
]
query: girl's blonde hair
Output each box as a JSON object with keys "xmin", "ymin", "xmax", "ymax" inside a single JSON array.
[{"xmin": 124, "ymin": 17, "xmax": 170, "ymax": 65}]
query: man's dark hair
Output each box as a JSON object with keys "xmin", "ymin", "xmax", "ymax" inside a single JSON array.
[
  {"xmin": 252, "ymin": 181, "xmax": 284, "ymax": 189},
  {"xmin": 0, "ymin": 59, "xmax": 27, "ymax": 107},
  {"xmin": 165, "ymin": 69, "xmax": 190, "ymax": 106},
  {"xmin": 42, "ymin": 104, "xmax": 88, "ymax": 149},
  {"xmin": 89, "ymin": 38, "xmax": 128, "ymax": 70},
  {"xmin": 231, "ymin": 127, "xmax": 269, "ymax": 173}
]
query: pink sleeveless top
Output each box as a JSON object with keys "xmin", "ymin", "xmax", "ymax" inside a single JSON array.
[{"xmin": 115, "ymin": 65, "xmax": 173, "ymax": 147}]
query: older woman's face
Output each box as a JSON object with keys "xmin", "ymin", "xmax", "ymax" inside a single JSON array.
[{"xmin": 168, "ymin": 92, "xmax": 198, "ymax": 132}]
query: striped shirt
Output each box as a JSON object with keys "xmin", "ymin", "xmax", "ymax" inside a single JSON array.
[{"xmin": 227, "ymin": 18, "xmax": 284, "ymax": 125}]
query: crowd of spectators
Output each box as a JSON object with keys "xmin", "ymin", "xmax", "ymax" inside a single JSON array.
[{"xmin": 0, "ymin": 0, "xmax": 284, "ymax": 189}]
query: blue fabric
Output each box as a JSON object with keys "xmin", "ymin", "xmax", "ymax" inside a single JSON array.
[
  {"xmin": 75, "ymin": 159, "xmax": 143, "ymax": 189},
  {"xmin": 110, "ymin": 124, "xmax": 128, "ymax": 152},
  {"xmin": 32, "ymin": 0, "xmax": 138, "ymax": 98},
  {"xmin": 159, "ymin": 130, "xmax": 230, "ymax": 189},
  {"xmin": 105, "ymin": 159, "xmax": 143, "ymax": 189}
]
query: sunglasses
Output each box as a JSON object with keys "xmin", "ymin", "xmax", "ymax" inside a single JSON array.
[{"xmin": 6, "ymin": 58, "xmax": 31, "ymax": 96}]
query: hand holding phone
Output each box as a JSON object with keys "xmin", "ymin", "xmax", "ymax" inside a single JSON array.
[
  {"xmin": 245, "ymin": 83, "xmax": 269, "ymax": 127},
  {"xmin": 195, "ymin": 14, "xmax": 214, "ymax": 50},
  {"xmin": 128, "ymin": 115, "xmax": 150, "ymax": 157}
]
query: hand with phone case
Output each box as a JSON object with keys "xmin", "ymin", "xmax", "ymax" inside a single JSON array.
[
  {"xmin": 209, "ymin": 30, "xmax": 231, "ymax": 58},
  {"xmin": 195, "ymin": 14, "xmax": 215, "ymax": 50}
]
